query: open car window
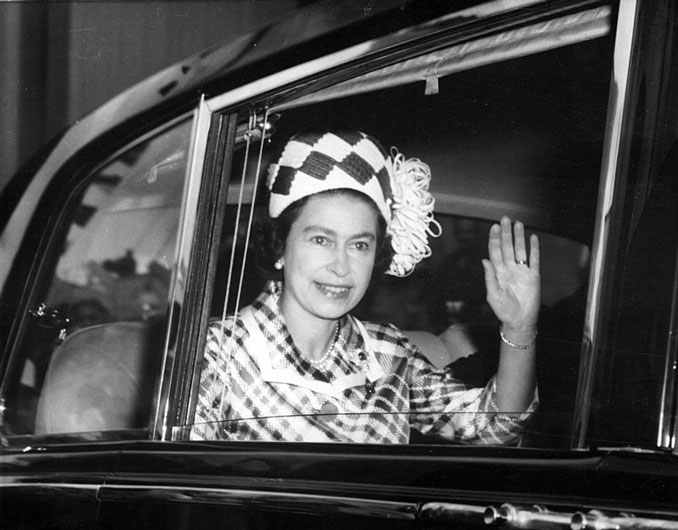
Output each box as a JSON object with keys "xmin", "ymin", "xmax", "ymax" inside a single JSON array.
[{"xmin": 184, "ymin": 6, "xmax": 614, "ymax": 447}]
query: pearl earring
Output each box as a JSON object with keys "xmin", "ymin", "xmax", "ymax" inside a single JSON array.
[{"xmin": 274, "ymin": 258, "xmax": 284, "ymax": 270}]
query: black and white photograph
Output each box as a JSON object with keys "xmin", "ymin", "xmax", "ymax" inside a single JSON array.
[{"xmin": 1, "ymin": 1, "xmax": 677, "ymax": 528}]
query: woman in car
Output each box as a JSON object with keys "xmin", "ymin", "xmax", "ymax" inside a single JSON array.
[{"xmin": 191, "ymin": 131, "xmax": 540, "ymax": 443}]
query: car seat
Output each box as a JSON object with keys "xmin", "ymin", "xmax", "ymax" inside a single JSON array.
[{"xmin": 35, "ymin": 320, "xmax": 162, "ymax": 435}]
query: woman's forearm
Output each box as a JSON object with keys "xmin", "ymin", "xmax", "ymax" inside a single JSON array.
[{"xmin": 495, "ymin": 325, "xmax": 537, "ymax": 413}]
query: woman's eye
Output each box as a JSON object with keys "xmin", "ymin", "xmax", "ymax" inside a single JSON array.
[
  {"xmin": 311, "ymin": 236, "xmax": 329, "ymax": 246},
  {"xmin": 353, "ymin": 241, "xmax": 370, "ymax": 251}
]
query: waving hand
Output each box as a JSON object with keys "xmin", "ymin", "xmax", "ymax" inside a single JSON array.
[{"xmin": 482, "ymin": 216, "xmax": 540, "ymax": 333}]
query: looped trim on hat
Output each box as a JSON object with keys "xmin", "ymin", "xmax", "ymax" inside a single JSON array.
[{"xmin": 386, "ymin": 150, "xmax": 442, "ymax": 277}]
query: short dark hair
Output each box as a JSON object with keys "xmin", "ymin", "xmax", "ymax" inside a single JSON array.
[{"xmin": 254, "ymin": 189, "xmax": 393, "ymax": 281}]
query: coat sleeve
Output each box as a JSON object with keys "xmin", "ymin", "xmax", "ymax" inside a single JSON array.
[{"xmin": 404, "ymin": 332, "xmax": 537, "ymax": 445}]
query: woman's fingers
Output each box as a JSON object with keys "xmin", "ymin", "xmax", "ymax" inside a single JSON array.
[
  {"xmin": 489, "ymin": 216, "xmax": 522, "ymax": 266},
  {"xmin": 513, "ymin": 221, "xmax": 527, "ymax": 264},
  {"xmin": 488, "ymin": 217, "xmax": 538, "ymax": 270},
  {"xmin": 529, "ymin": 233, "xmax": 540, "ymax": 271},
  {"xmin": 488, "ymin": 223, "xmax": 503, "ymax": 266},
  {"xmin": 500, "ymin": 216, "xmax": 516, "ymax": 264}
]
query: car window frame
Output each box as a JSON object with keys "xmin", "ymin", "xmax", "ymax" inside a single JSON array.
[
  {"xmin": 170, "ymin": 0, "xmax": 634, "ymax": 449},
  {"xmin": 574, "ymin": 0, "xmax": 678, "ymax": 452},
  {"xmin": 154, "ymin": 102, "xmax": 241, "ymax": 440}
]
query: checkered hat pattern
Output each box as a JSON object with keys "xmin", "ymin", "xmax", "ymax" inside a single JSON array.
[
  {"xmin": 267, "ymin": 131, "xmax": 392, "ymax": 220},
  {"xmin": 267, "ymin": 131, "xmax": 441, "ymax": 276}
]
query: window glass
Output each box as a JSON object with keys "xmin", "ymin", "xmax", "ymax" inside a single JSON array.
[
  {"xmin": 2, "ymin": 119, "xmax": 193, "ymax": 437},
  {"xmin": 187, "ymin": 21, "xmax": 613, "ymax": 447}
]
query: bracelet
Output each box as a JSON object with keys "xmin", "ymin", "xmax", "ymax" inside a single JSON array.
[{"xmin": 499, "ymin": 328, "xmax": 537, "ymax": 350}]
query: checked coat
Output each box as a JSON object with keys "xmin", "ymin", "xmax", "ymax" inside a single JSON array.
[{"xmin": 190, "ymin": 282, "xmax": 536, "ymax": 444}]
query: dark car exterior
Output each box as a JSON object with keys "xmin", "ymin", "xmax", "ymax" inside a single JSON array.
[{"xmin": 1, "ymin": 0, "xmax": 678, "ymax": 528}]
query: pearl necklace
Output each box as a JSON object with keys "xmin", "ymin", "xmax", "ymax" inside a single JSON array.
[{"xmin": 307, "ymin": 323, "xmax": 340, "ymax": 371}]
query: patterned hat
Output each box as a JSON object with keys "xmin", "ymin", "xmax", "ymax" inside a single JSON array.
[{"xmin": 267, "ymin": 131, "xmax": 441, "ymax": 276}]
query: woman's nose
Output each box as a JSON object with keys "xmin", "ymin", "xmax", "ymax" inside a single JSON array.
[{"xmin": 329, "ymin": 247, "xmax": 350, "ymax": 276}]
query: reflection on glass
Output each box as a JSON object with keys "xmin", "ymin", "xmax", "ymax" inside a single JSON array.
[{"xmin": 3, "ymin": 119, "xmax": 193, "ymax": 437}]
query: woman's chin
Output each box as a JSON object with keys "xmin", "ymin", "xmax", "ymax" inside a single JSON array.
[{"xmin": 311, "ymin": 297, "xmax": 358, "ymax": 321}]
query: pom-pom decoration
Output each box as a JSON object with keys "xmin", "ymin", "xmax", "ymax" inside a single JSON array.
[{"xmin": 385, "ymin": 150, "xmax": 442, "ymax": 277}]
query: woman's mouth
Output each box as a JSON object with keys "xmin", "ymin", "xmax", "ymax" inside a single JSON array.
[{"xmin": 316, "ymin": 283, "xmax": 350, "ymax": 298}]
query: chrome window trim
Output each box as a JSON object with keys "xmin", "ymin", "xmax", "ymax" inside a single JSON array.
[
  {"xmin": 205, "ymin": 40, "xmax": 375, "ymax": 113},
  {"xmin": 273, "ymin": 5, "xmax": 611, "ymax": 112},
  {"xmin": 0, "ymin": 483, "xmax": 100, "ymax": 495},
  {"xmin": 660, "ymin": 261, "xmax": 678, "ymax": 449},
  {"xmin": 97, "ymin": 484, "xmax": 417, "ymax": 520},
  {"xmin": 152, "ymin": 96, "xmax": 214, "ymax": 441},
  {"xmin": 572, "ymin": 0, "xmax": 639, "ymax": 449}
]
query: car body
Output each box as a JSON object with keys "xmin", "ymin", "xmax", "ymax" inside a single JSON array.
[{"xmin": 1, "ymin": 0, "xmax": 678, "ymax": 528}]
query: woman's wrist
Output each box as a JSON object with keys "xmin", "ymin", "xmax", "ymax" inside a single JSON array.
[{"xmin": 499, "ymin": 325, "xmax": 537, "ymax": 349}]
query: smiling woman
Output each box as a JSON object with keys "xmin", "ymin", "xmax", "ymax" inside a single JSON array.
[{"xmin": 190, "ymin": 131, "xmax": 540, "ymax": 443}]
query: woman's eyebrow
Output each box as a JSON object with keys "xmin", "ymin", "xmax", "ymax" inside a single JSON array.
[
  {"xmin": 302, "ymin": 226, "xmax": 376, "ymax": 240},
  {"xmin": 350, "ymin": 231, "xmax": 376, "ymax": 240},
  {"xmin": 302, "ymin": 225, "xmax": 335, "ymax": 236}
]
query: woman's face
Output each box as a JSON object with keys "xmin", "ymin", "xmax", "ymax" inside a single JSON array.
[{"xmin": 280, "ymin": 193, "xmax": 379, "ymax": 325}]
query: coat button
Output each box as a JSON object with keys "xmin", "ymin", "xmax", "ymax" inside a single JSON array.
[
  {"xmin": 319, "ymin": 402, "xmax": 338, "ymax": 419},
  {"xmin": 365, "ymin": 381, "xmax": 375, "ymax": 396}
]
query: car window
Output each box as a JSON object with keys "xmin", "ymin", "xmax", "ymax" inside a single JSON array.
[
  {"xmin": 1, "ymin": 119, "xmax": 193, "ymax": 438},
  {"xmin": 184, "ymin": 8, "xmax": 613, "ymax": 447}
]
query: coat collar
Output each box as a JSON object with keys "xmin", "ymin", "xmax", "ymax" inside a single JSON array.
[{"xmin": 240, "ymin": 282, "xmax": 385, "ymax": 398}]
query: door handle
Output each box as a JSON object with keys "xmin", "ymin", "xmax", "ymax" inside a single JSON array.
[
  {"xmin": 421, "ymin": 502, "xmax": 678, "ymax": 529},
  {"xmin": 29, "ymin": 303, "xmax": 69, "ymax": 343}
]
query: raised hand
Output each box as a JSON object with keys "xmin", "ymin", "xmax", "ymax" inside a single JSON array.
[{"xmin": 482, "ymin": 216, "xmax": 540, "ymax": 334}]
